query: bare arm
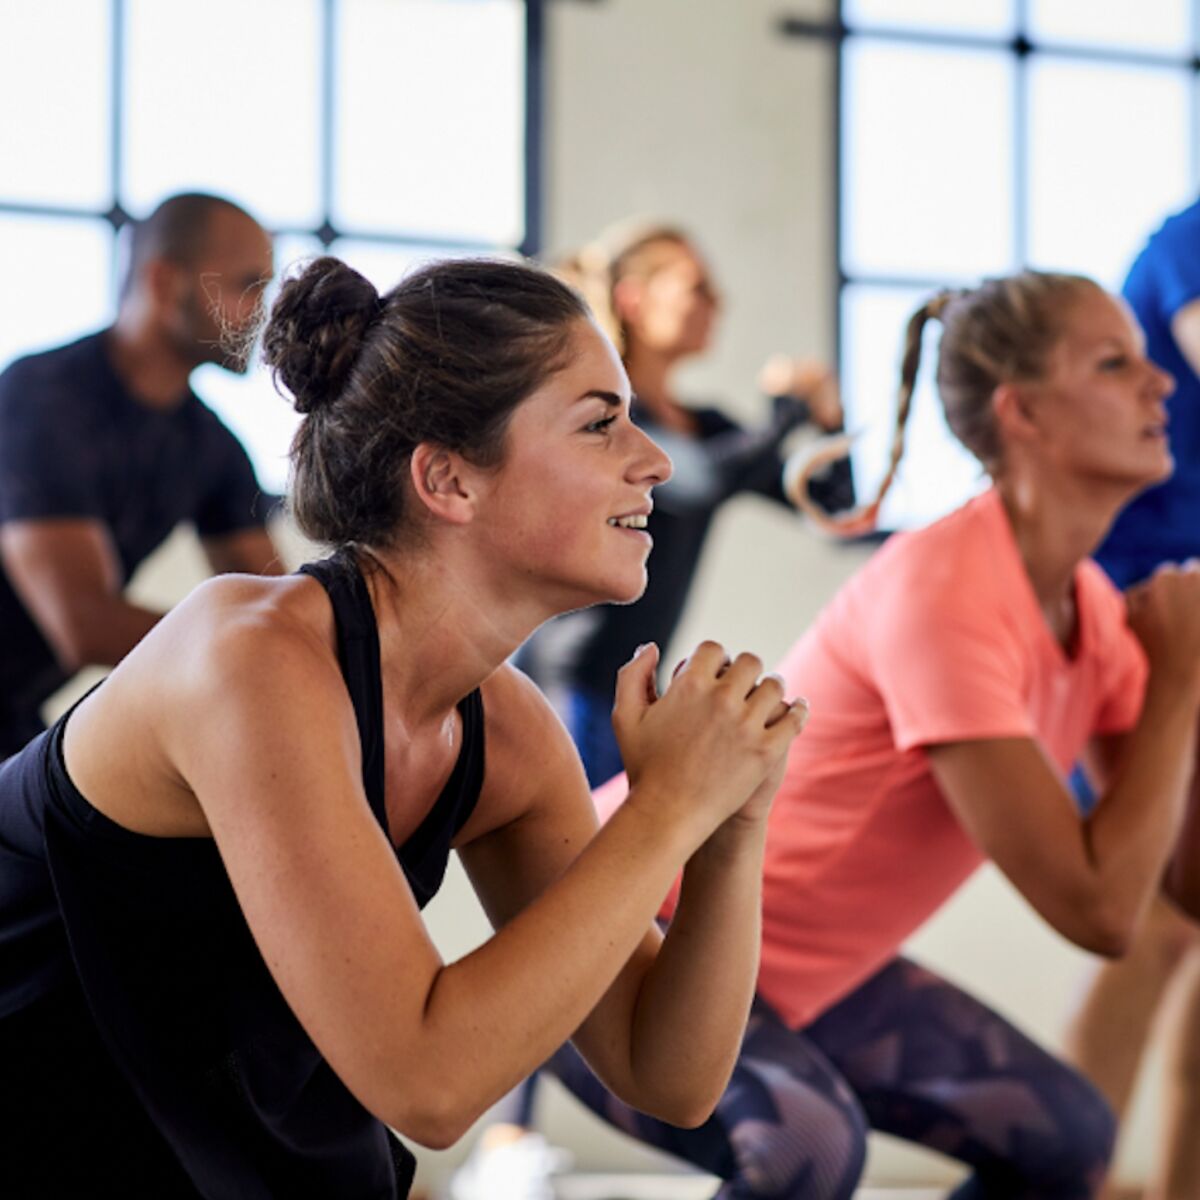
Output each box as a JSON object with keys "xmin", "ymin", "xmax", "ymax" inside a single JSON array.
[
  {"xmin": 928, "ymin": 566, "xmax": 1200, "ymax": 955},
  {"xmin": 928, "ymin": 681, "xmax": 1196, "ymax": 955},
  {"xmin": 462, "ymin": 656, "xmax": 794, "ymax": 1125},
  {"xmin": 173, "ymin": 625, "xmax": 800, "ymax": 1147},
  {"xmin": 201, "ymin": 526, "xmax": 284, "ymax": 576},
  {"xmin": 0, "ymin": 518, "xmax": 160, "ymax": 670}
]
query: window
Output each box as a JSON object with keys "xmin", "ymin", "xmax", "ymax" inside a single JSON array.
[
  {"xmin": 0, "ymin": 0, "xmax": 538, "ymax": 494},
  {"xmin": 787, "ymin": 1, "xmax": 1198, "ymax": 528}
]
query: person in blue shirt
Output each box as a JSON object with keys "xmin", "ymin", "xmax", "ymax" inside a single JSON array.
[{"xmin": 1065, "ymin": 200, "xmax": 1200, "ymax": 1200}]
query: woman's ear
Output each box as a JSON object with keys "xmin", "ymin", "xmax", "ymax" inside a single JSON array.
[
  {"xmin": 409, "ymin": 443, "xmax": 475, "ymax": 526},
  {"xmin": 991, "ymin": 381, "xmax": 1040, "ymax": 449}
]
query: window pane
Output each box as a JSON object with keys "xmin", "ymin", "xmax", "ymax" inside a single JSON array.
[
  {"xmin": 194, "ymin": 235, "xmax": 323, "ymax": 497},
  {"xmin": 842, "ymin": 41, "xmax": 1015, "ymax": 281},
  {"xmin": 335, "ymin": 0, "xmax": 524, "ymax": 245},
  {"xmin": 0, "ymin": 0, "xmax": 110, "ymax": 207},
  {"xmin": 123, "ymin": 0, "xmax": 322, "ymax": 228},
  {"xmin": 332, "ymin": 237, "xmax": 505, "ymax": 293},
  {"xmin": 1029, "ymin": 0, "xmax": 1191, "ymax": 56},
  {"xmin": 1027, "ymin": 59, "xmax": 1191, "ymax": 289},
  {"xmin": 844, "ymin": 0, "xmax": 1015, "ymax": 38},
  {"xmin": 0, "ymin": 216, "xmax": 113, "ymax": 370},
  {"xmin": 841, "ymin": 284, "xmax": 988, "ymax": 531}
]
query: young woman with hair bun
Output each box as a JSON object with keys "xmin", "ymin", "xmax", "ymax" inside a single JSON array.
[
  {"xmin": 0, "ymin": 255, "xmax": 809, "ymax": 1197},
  {"xmin": 560, "ymin": 271, "xmax": 1200, "ymax": 1198}
]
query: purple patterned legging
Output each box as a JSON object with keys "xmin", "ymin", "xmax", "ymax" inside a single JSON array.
[{"xmin": 547, "ymin": 957, "xmax": 1114, "ymax": 1199}]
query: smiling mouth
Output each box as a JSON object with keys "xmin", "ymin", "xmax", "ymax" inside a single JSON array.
[{"xmin": 608, "ymin": 515, "xmax": 649, "ymax": 529}]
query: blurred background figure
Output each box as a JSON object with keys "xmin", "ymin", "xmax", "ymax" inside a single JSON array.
[
  {"xmin": 515, "ymin": 220, "xmax": 852, "ymax": 787},
  {"xmin": 1065, "ymin": 196, "xmax": 1200, "ymax": 1200},
  {"xmin": 0, "ymin": 191, "xmax": 282, "ymax": 759}
]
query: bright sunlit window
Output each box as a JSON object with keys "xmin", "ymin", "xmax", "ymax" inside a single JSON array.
[
  {"xmin": 0, "ymin": 0, "xmax": 533, "ymax": 495},
  {"xmin": 835, "ymin": 0, "xmax": 1198, "ymax": 529}
]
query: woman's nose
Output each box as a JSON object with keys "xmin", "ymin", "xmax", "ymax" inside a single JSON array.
[{"xmin": 631, "ymin": 424, "xmax": 673, "ymax": 486}]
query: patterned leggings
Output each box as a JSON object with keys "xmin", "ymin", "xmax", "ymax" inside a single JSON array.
[{"xmin": 546, "ymin": 957, "xmax": 1114, "ymax": 1199}]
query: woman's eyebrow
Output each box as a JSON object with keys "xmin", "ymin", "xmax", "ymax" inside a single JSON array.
[{"xmin": 575, "ymin": 389, "xmax": 624, "ymax": 407}]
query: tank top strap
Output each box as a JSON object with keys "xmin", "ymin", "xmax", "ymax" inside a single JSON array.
[{"xmin": 296, "ymin": 552, "xmax": 387, "ymax": 827}]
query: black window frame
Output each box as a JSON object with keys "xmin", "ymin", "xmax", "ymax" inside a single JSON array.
[{"xmin": 0, "ymin": 0, "xmax": 549, "ymax": 262}]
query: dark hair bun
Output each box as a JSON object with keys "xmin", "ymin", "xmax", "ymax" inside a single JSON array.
[{"xmin": 261, "ymin": 256, "xmax": 381, "ymax": 415}]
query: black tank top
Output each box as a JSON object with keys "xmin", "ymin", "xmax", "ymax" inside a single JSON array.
[{"xmin": 4, "ymin": 552, "xmax": 485, "ymax": 1197}]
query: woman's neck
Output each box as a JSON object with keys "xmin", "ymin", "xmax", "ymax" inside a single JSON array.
[
  {"xmin": 361, "ymin": 544, "xmax": 540, "ymax": 728},
  {"xmin": 995, "ymin": 473, "xmax": 1129, "ymax": 637}
]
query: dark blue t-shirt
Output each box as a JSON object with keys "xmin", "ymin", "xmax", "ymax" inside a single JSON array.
[
  {"xmin": 1100, "ymin": 200, "xmax": 1200, "ymax": 579},
  {"xmin": 0, "ymin": 331, "xmax": 267, "ymax": 753}
]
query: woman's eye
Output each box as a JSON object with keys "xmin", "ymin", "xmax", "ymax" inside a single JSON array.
[
  {"xmin": 586, "ymin": 415, "xmax": 618, "ymax": 434},
  {"xmin": 1099, "ymin": 355, "xmax": 1127, "ymax": 372}
]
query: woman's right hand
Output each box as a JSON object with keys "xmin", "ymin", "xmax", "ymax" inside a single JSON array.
[
  {"xmin": 1126, "ymin": 562, "xmax": 1200, "ymax": 698},
  {"xmin": 757, "ymin": 355, "xmax": 844, "ymax": 431},
  {"xmin": 611, "ymin": 641, "xmax": 807, "ymax": 837}
]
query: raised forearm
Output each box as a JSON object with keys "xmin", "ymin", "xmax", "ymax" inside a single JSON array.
[
  {"xmin": 51, "ymin": 593, "xmax": 162, "ymax": 671},
  {"xmin": 624, "ymin": 817, "xmax": 768, "ymax": 1122},
  {"xmin": 1089, "ymin": 675, "xmax": 1200, "ymax": 938},
  {"xmin": 401, "ymin": 795, "xmax": 708, "ymax": 1141}
]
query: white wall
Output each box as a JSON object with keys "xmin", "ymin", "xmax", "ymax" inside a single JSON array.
[{"xmin": 48, "ymin": 0, "xmax": 1163, "ymax": 1191}]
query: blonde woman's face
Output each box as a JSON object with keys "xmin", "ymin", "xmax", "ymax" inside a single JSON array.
[
  {"xmin": 1023, "ymin": 288, "xmax": 1174, "ymax": 491},
  {"xmin": 623, "ymin": 243, "xmax": 720, "ymax": 360}
]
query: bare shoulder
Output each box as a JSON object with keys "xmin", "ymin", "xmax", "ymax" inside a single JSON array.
[
  {"xmin": 465, "ymin": 662, "xmax": 590, "ymax": 837},
  {"xmin": 479, "ymin": 662, "xmax": 579, "ymax": 772},
  {"xmin": 66, "ymin": 572, "xmax": 353, "ymax": 829},
  {"xmin": 104, "ymin": 572, "xmax": 339, "ymax": 711}
]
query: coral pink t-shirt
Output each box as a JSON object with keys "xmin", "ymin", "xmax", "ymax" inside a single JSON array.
[{"xmin": 594, "ymin": 489, "xmax": 1147, "ymax": 1028}]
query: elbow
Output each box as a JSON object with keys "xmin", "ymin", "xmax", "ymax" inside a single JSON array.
[
  {"xmin": 660, "ymin": 1099, "xmax": 720, "ymax": 1130},
  {"xmin": 626, "ymin": 1083, "xmax": 724, "ymax": 1131},
  {"xmin": 400, "ymin": 1116, "xmax": 473, "ymax": 1154},
  {"xmin": 383, "ymin": 1089, "xmax": 481, "ymax": 1152},
  {"xmin": 1076, "ymin": 926, "xmax": 1132, "ymax": 960},
  {"xmin": 1068, "ymin": 901, "xmax": 1135, "ymax": 959}
]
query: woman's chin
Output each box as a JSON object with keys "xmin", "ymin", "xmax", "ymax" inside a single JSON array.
[{"xmin": 601, "ymin": 571, "xmax": 649, "ymax": 608}]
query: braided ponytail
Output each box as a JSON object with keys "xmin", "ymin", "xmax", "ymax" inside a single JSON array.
[{"xmin": 788, "ymin": 290, "xmax": 957, "ymax": 534}]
